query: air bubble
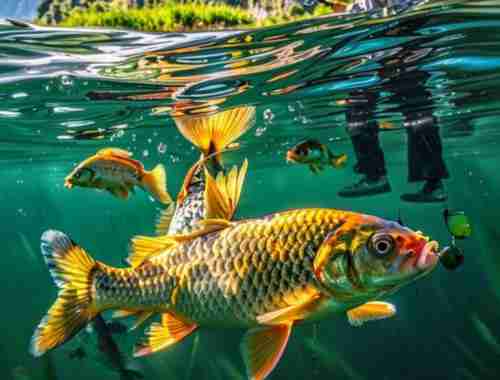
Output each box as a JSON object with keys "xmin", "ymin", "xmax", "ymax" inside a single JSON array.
[{"xmin": 157, "ymin": 142, "xmax": 167, "ymax": 154}]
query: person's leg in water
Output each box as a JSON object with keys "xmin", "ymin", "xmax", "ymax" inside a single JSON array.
[
  {"xmin": 338, "ymin": 92, "xmax": 391, "ymax": 197},
  {"xmin": 395, "ymin": 74, "xmax": 450, "ymax": 202}
]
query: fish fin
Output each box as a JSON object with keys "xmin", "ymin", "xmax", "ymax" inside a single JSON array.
[
  {"xmin": 256, "ymin": 293, "xmax": 324, "ymax": 325},
  {"xmin": 330, "ymin": 153, "xmax": 348, "ymax": 168},
  {"xmin": 241, "ymin": 324, "xmax": 292, "ymax": 380},
  {"xmin": 130, "ymin": 311, "xmax": 155, "ymax": 331},
  {"xmin": 128, "ymin": 235, "xmax": 176, "ymax": 268},
  {"xmin": 109, "ymin": 186, "xmax": 129, "ymax": 200},
  {"xmin": 197, "ymin": 218, "xmax": 233, "ymax": 230},
  {"xmin": 111, "ymin": 310, "xmax": 155, "ymax": 331},
  {"xmin": 204, "ymin": 160, "xmax": 248, "ymax": 221},
  {"xmin": 347, "ymin": 301, "xmax": 397, "ymax": 327},
  {"xmin": 97, "ymin": 148, "xmax": 132, "ymax": 158},
  {"xmin": 142, "ymin": 164, "xmax": 172, "ymax": 205},
  {"xmin": 155, "ymin": 203, "xmax": 176, "ymax": 236},
  {"xmin": 112, "ymin": 309, "xmax": 138, "ymax": 319},
  {"xmin": 309, "ymin": 164, "xmax": 321, "ymax": 174},
  {"xmin": 174, "ymin": 106, "xmax": 255, "ymax": 160},
  {"xmin": 31, "ymin": 230, "xmax": 98, "ymax": 357},
  {"xmin": 134, "ymin": 313, "xmax": 197, "ymax": 357}
]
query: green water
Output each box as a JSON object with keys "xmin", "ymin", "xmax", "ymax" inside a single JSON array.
[{"xmin": 2, "ymin": 1, "xmax": 500, "ymax": 379}]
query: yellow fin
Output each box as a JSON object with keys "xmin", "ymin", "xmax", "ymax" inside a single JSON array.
[
  {"xmin": 130, "ymin": 311, "xmax": 155, "ymax": 331},
  {"xmin": 134, "ymin": 313, "xmax": 197, "ymax": 357},
  {"xmin": 112, "ymin": 309, "xmax": 138, "ymax": 319},
  {"xmin": 174, "ymin": 106, "xmax": 255, "ymax": 157},
  {"xmin": 97, "ymin": 148, "xmax": 132, "ymax": 158},
  {"xmin": 347, "ymin": 301, "xmax": 397, "ymax": 327},
  {"xmin": 128, "ymin": 235, "xmax": 176, "ymax": 268},
  {"xmin": 240, "ymin": 324, "xmax": 292, "ymax": 380},
  {"xmin": 142, "ymin": 164, "xmax": 172, "ymax": 205},
  {"xmin": 155, "ymin": 203, "xmax": 176, "ymax": 236},
  {"xmin": 197, "ymin": 218, "xmax": 233, "ymax": 229},
  {"xmin": 204, "ymin": 159, "xmax": 248, "ymax": 221},
  {"xmin": 31, "ymin": 230, "xmax": 97, "ymax": 357},
  {"xmin": 256, "ymin": 293, "xmax": 324, "ymax": 325}
]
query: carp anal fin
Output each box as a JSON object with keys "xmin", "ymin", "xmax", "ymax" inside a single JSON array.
[
  {"xmin": 241, "ymin": 324, "xmax": 292, "ymax": 380},
  {"xmin": 134, "ymin": 313, "xmax": 197, "ymax": 357},
  {"xmin": 347, "ymin": 301, "xmax": 396, "ymax": 327}
]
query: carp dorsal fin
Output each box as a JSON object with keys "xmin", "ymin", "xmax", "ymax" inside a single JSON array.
[
  {"xmin": 204, "ymin": 159, "xmax": 248, "ymax": 221},
  {"xmin": 155, "ymin": 203, "xmax": 176, "ymax": 236},
  {"xmin": 129, "ymin": 223, "xmax": 231, "ymax": 268},
  {"xmin": 97, "ymin": 148, "xmax": 132, "ymax": 158},
  {"xmin": 128, "ymin": 235, "xmax": 176, "ymax": 268},
  {"xmin": 177, "ymin": 146, "xmax": 242, "ymax": 205}
]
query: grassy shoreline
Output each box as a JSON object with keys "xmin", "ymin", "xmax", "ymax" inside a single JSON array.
[{"xmin": 39, "ymin": 1, "xmax": 344, "ymax": 32}]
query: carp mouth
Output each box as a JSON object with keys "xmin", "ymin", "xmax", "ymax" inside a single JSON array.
[{"xmin": 416, "ymin": 240, "xmax": 439, "ymax": 271}]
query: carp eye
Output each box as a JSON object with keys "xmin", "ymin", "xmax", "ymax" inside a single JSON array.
[{"xmin": 369, "ymin": 234, "xmax": 395, "ymax": 257}]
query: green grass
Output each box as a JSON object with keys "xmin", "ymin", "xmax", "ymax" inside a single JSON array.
[
  {"xmin": 54, "ymin": 1, "xmax": 336, "ymax": 32},
  {"xmin": 59, "ymin": 2, "xmax": 255, "ymax": 31}
]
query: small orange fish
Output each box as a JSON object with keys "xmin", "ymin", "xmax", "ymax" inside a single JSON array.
[
  {"xmin": 286, "ymin": 139, "xmax": 347, "ymax": 173},
  {"xmin": 64, "ymin": 148, "xmax": 171, "ymax": 204}
]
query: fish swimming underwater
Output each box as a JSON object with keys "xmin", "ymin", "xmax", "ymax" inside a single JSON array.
[
  {"xmin": 286, "ymin": 139, "xmax": 347, "ymax": 173},
  {"xmin": 155, "ymin": 106, "xmax": 255, "ymax": 236},
  {"xmin": 31, "ymin": 206, "xmax": 440, "ymax": 380},
  {"xmin": 64, "ymin": 148, "xmax": 171, "ymax": 204}
]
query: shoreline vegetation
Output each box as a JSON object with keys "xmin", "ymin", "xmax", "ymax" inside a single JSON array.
[{"xmin": 36, "ymin": 0, "xmax": 352, "ymax": 32}]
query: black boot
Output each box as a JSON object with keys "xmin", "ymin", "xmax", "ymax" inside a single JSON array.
[
  {"xmin": 401, "ymin": 179, "xmax": 447, "ymax": 203},
  {"xmin": 338, "ymin": 176, "xmax": 391, "ymax": 198}
]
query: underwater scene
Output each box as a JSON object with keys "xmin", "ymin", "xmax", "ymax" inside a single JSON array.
[{"xmin": 2, "ymin": 1, "xmax": 500, "ymax": 380}]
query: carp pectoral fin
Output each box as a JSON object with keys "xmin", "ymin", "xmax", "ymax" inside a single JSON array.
[
  {"xmin": 155, "ymin": 203, "xmax": 176, "ymax": 236},
  {"xmin": 241, "ymin": 324, "xmax": 292, "ymax": 380},
  {"xmin": 256, "ymin": 293, "xmax": 324, "ymax": 325},
  {"xmin": 128, "ymin": 235, "xmax": 176, "ymax": 268},
  {"xmin": 204, "ymin": 159, "xmax": 248, "ymax": 221},
  {"xmin": 134, "ymin": 313, "xmax": 197, "ymax": 357},
  {"xmin": 109, "ymin": 186, "xmax": 129, "ymax": 200},
  {"xmin": 97, "ymin": 148, "xmax": 132, "ymax": 158},
  {"xmin": 347, "ymin": 301, "xmax": 397, "ymax": 327}
]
